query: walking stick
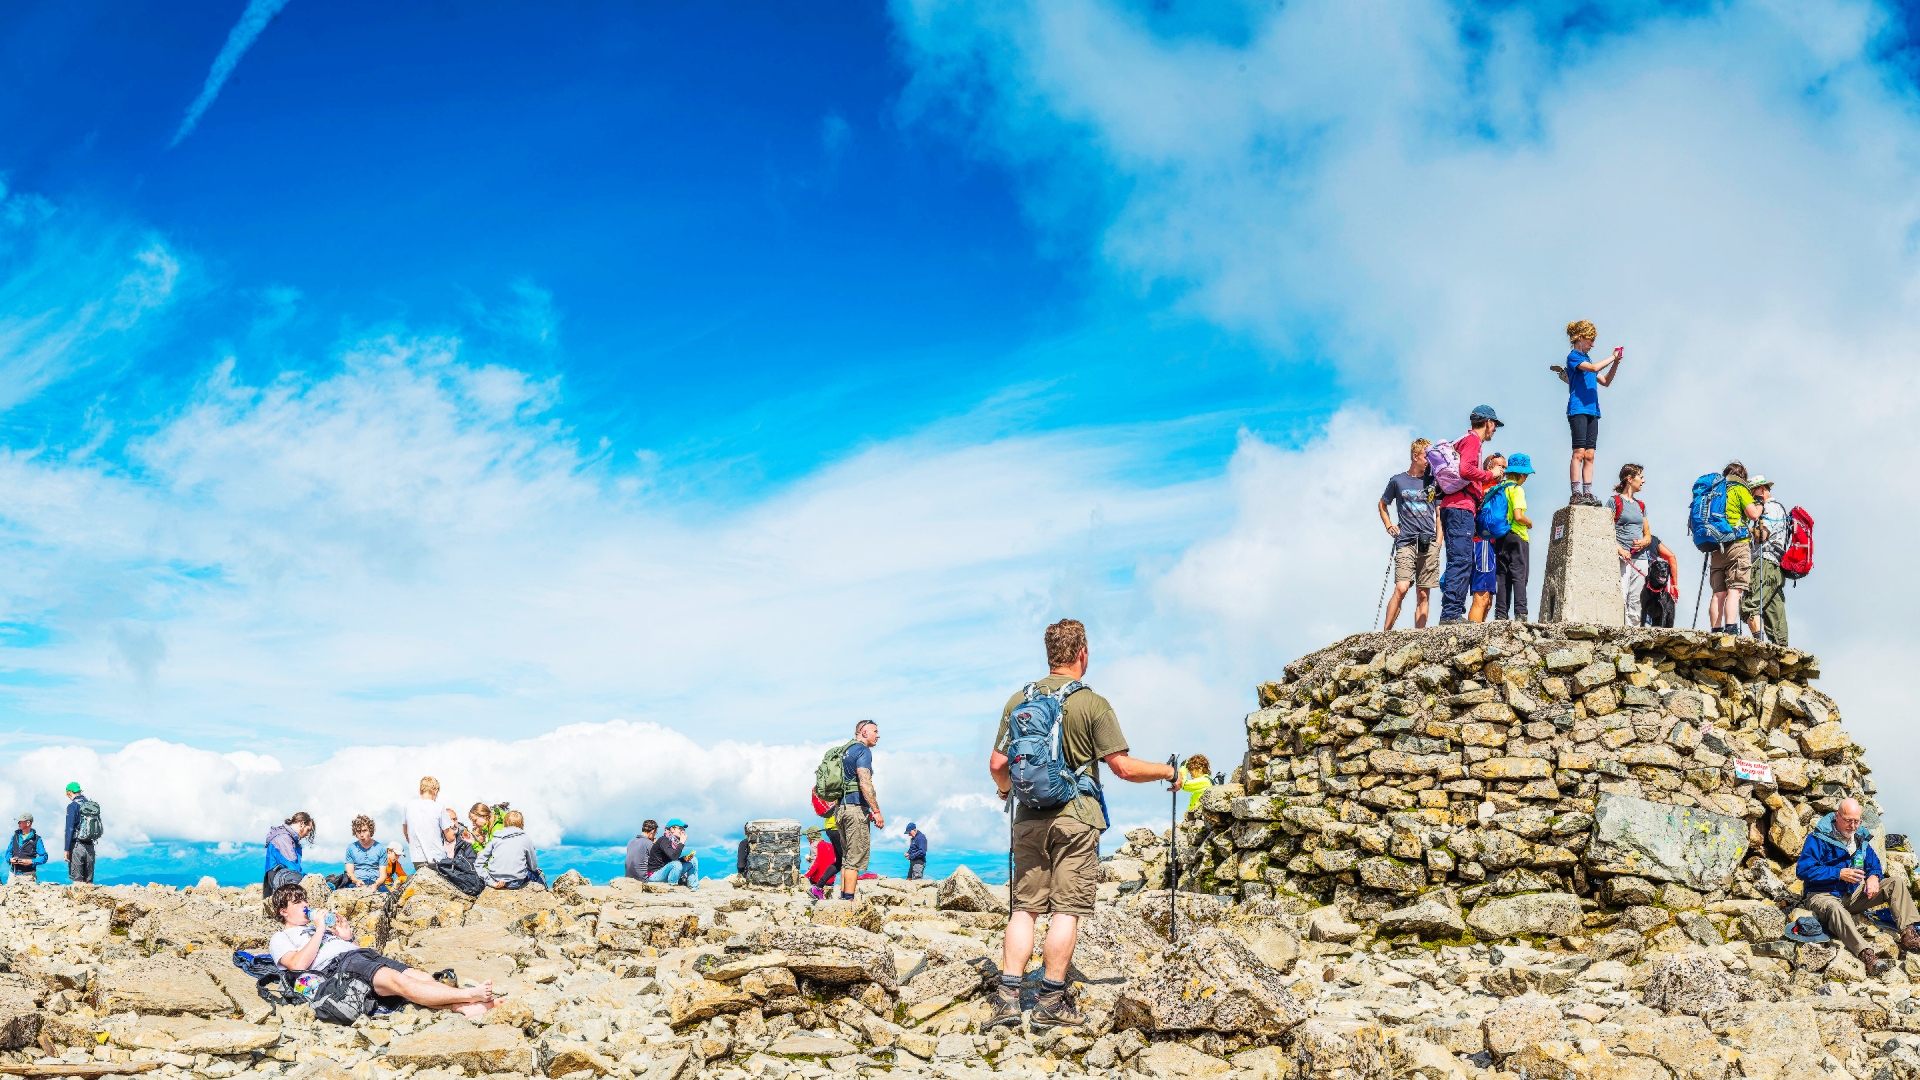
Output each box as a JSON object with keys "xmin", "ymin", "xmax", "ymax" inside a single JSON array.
[
  {"xmin": 1373, "ymin": 545, "xmax": 1394, "ymax": 630},
  {"xmin": 1691, "ymin": 555, "xmax": 1709, "ymax": 629},
  {"xmin": 1167, "ymin": 754, "xmax": 1179, "ymax": 943}
]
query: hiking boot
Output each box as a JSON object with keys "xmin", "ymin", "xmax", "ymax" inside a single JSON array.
[
  {"xmin": 983, "ymin": 984, "xmax": 1024, "ymax": 1032},
  {"xmin": 1029, "ymin": 986, "xmax": 1086, "ymax": 1030},
  {"xmin": 1901, "ymin": 925, "xmax": 1920, "ymax": 954},
  {"xmin": 1862, "ymin": 950, "xmax": 1893, "ymax": 977}
]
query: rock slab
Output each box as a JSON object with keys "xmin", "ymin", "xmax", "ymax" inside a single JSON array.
[{"xmin": 1587, "ymin": 793, "xmax": 1749, "ymax": 889}]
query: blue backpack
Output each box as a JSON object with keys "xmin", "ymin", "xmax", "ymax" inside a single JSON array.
[
  {"xmin": 1006, "ymin": 681, "xmax": 1102, "ymax": 815},
  {"xmin": 1688, "ymin": 473, "xmax": 1750, "ymax": 552},
  {"xmin": 1476, "ymin": 482, "xmax": 1515, "ymax": 541}
]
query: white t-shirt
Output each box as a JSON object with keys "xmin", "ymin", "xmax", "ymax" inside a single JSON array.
[
  {"xmin": 403, "ymin": 798, "xmax": 450, "ymax": 867},
  {"xmin": 268, "ymin": 925, "xmax": 359, "ymax": 972}
]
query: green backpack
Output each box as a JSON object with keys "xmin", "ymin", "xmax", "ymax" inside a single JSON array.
[{"xmin": 813, "ymin": 740, "xmax": 858, "ymax": 802}]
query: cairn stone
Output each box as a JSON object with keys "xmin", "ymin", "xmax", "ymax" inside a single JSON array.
[{"xmin": 1538, "ymin": 505, "xmax": 1627, "ymax": 625}]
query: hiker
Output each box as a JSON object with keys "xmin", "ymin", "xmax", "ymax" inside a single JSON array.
[
  {"xmin": 645, "ymin": 819, "xmax": 699, "ymax": 886},
  {"xmin": 1795, "ymin": 798, "xmax": 1920, "ymax": 977},
  {"xmin": 431, "ymin": 817, "xmax": 487, "ymax": 897},
  {"xmin": 1467, "ymin": 452, "xmax": 1506, "ymax": 622},
  {"xmin": 803, "ymin": 826, "xmax": 839, "ymax": 899},
  {"xmin": 905, "ymin": 823, "xmax": 928, "ymax": 880},
  {"xmin": 262, "ymin": 812, "xmax": 311, "ymax": 907},
  {"xmin": 624, "ymin": 820, "xmax": 658, "ymax": 881},
  {"xmin": 336, "ymin": 815, "xmax": 384, "ymax": 890},
  {"xmin": 836, "ymin": 720, "xmax": 884, "ymax": 901},
  {"xmin": 6, "ymin": 814, "xmax": 46, "ymax": 884},
  {"xmin": 1561, "ymin": 319, "xmax": 1622, "ymax": 506},
  {"xmin": 1706, "ymin": 462, "xmax": 1760, "ymax": 634},
  {"xmin": 1176, "ymin": 755, "xmax": 1213, "ymax": 815},
  {"xmin": 62, "ymin": 783, "xmax": 99, "ymax": 885},
  {"xmin": 1379, "ymin": 439, "xmax": 1440, "ymax": 630},
  {"xmin": 402, "ymin": 777, "xmax": 451, "ymax": 871},
  {"xmin": 736, "ymin": 838, "xmax": 750, "ymax": 879},
  {"xmin": 478, "ymin": 810, "xmax": 544, "ymax": 889},
  {"xmin": 268, "ymin": 883, "xmax": 497, "ymax": 1016},
  {"xmin": 1492, "ymin": 453, "xmax": 1534, "ymax": 621},
  {"xmin": 1742, "ymin": 476, "xmax": 1790, "ymax": 645},
  {"xmin": 373, "ymin": 846, "xmax": 409, "ymax": 893},
  {"xmin": 1612, "ymin": 464, "xmax": 1653, "ymax": 624},
  {"xmin": 987, "ymin": 618, "xmax": 1177, "ymax": 1030},
  {"xmin": 1437, "ymin": 408, "xmax": 1502, "ymax": 623},
  {"xmin": 1640, "ymin": 536, "xmax": 1680, "ymax": 628}
]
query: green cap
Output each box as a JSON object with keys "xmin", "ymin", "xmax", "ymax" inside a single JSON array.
[{"xmin": 64, "ymin": 783, "xmax": 80, "ymax": 794}]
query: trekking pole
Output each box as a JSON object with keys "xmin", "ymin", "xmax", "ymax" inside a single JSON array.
[
  {"xmin": 1691, "ymin": 557, "xmax": 1709, "ymax": 629},
  {"xmin": 1372, "ymin": 545, "xmax": 1394, "ymax": 630},
  {"xmin": 1167, "ymin": 754, "xmax": 1179, "ymax": 943}
]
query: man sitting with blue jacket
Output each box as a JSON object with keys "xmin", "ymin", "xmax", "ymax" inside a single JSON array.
[{"xmin": 1798, "ymin": 798, "xmax": 1920, "ymax": 975}]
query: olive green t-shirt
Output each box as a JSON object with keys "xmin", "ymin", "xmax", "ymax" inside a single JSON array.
[{"xmin": 994, "ymin": 674, "xmax": 1129, "ymax": 830}]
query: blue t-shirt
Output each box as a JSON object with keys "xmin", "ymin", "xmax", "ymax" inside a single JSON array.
[
  {"xmin": 1567, "ymin": 349, "xmax": 1600, "ymax": 417},
  {"xmin": 842, "ymin": 742, "xmax": 873, "ymax": 805},
  {"xmin": 345, "ymin": 840, "xmax": 383, "ymax": 884}
]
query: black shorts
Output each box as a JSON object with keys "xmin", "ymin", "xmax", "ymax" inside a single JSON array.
[
  {"xmin": 327, "ymin": 948, "xmax": 408, "ymax": 985},
  {"xmin": 1568, "ymin": 413, "xmax": 1599, "ymax": 450}
]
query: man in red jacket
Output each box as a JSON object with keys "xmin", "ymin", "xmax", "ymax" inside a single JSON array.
[{"xmin": 1439, "ymin": 406, "xmax": 1503, "ymax": 622}]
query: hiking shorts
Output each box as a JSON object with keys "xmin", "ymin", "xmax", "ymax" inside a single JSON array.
[
  {"xmin": 1394, "ymin": 540, "xmax": 1440, "ymax": 588},
  {"xmin": 327, "ymin": 949, "xmax": 408, "ymax": 986},
  {"xmin": 1568, "ymin": 413, "xmax": 1599, "ymax": 450},
  {"xmin": 1711, "ymin": 542, "xmax": 1752, "ymax": 592},
  {"xmin": 835, "ymin": 805, "xmax": 871, "ymax": 873},
  {"xmin": 1011, "ymin": 815, "xmax": 1100, "ymax": 917},
  {"xmin": 1471, "ymin": 538, "xmax": 1497, "ymax": 594}
]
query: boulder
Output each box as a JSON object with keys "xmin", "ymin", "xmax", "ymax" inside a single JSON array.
[
  {"xmin": 1587, "ymin": 793, "xmax": 1748, "ymax": 889},
  {"xmin": 1376, "ymin": 889, "xmax": 1465, "ymax": 939},
  {"xmin": 1711, "ymin": 1002, "xmax": 1824, "ymax": 1080},
  {"xmin": 385, "ymin": 1025, "xmax": 534, "ymax": 1073},
  {"xmin": 1112, "ymin": 927, "xmax": 1310, "ymax": 1036},
  {"xmin": 1132, "ymin": 1039, "xmax": 1234, "ymax": 1078},
  {"xmin": 768, "ymin": 1032, "xmax": 861, "ymax": 1057},
  {"xmin": 91, "ymin": 957, "xmax": 233, "ymax": 1016},
  {"xmin": 1482, "ymin": 992, "xmax": 1564, "ymax": 1057},
  {"xmin": 1641, "ymin": 951, "xmax": 1749, "ymax": 1015},
  {"xmin": 1464, "ymin": 892, "xmax": 1582, "ymax": 940},
  {"xmin": 546, "ymin": 1045, "xmax": 616, "ymax": 1076},
  {"xmin": 1307, "ymin": 906, "xmax": 1364, "ymax": 943},
  {"xmin": 0, "ymin": 984, "xmax": 42, "ymax": 1050},
  {"xmin": 936, "ymin": 865, "xmax": 1005, "ymax": 913},
  {"xmin": 1290, "ymin": 1021, "xmax": 1392, "ymax": 1080},
  {"xmin": 668, "ymin": 977, "xmax": 757, "ymax": 1026},
  {"xmin": 809, "ymin": 899, "xmax": 884, "ymax": 933},
  {"xmin": 762, "ymin": 925, "xmax": 898, "ymax": 987},
  {"xmin": 109, "ymin": 1015, "xmax": 279, "ymax": 1054},
  {"xmin": 187, "ymin": 947, "xmax": 274, "ymax": 1024}
]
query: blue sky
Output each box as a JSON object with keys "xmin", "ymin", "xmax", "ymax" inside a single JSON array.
[{"xmin": 0, "ymin": 0, "xmax": 1918, "ymax": 859}]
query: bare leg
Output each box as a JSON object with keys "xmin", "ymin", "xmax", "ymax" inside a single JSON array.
[
  {"xmin": 837, "ymin": 866, "xmax": 858, "ymax": 899},
  {"xmin": 1383, "ymin": 580, "xmax": 1410, "ymax": 630},
  {"xmin": 1413, "ymin": 587, "xmax": 1431, "ymax": 628},
  {"xmin": 1725, "ymin": 589, "xmax": 1744, "ymax": 629},
  {"xmin": 372, "ymin": 967, "xmax": 495, "ymax": 1017},
  {"xmin": 1580, "ymin": 448, "xmax": 1595, "ymax": 488},
  {"xmin": 1002, "ymin": 910, "xmax": 1036, "ymax": 977},
  {"xmin": 1469, "ymin": 593, "xmax": 1490, "ymax": 622},
  {"xmin": 1041, "ymin": 913, "xmax": 1080, "ymax": 982}
]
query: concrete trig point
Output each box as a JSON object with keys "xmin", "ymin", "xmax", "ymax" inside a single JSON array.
[{"xmin": 1538, "ymin": 504, "xmax": 1622, "ymax": 625}]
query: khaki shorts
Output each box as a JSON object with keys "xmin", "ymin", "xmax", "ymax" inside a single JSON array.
[
  {"xmin": 835, "ymin": 805, "xmax": 871, "ymax": 873},
  {"xmin": 1011, "ymin": 815, "xmax": 1100, "ymax": 917},
  {"xmin": 1393, "ymin": 541, "xmax": 1441, "ymax": 588},
  {"xmin": 1710, "ymin": 542, "xmax": 1752, "ymax": 592}
]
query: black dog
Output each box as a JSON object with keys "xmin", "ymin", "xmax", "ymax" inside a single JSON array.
[{"xmin": 1641, "ymin": 587, "xmax": 1675, "ymax": 627}]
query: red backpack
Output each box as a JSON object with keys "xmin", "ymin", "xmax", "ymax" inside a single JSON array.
[{"xmin": 1779, "ymin": 507, "xmax": 1814, "ymax": 579}]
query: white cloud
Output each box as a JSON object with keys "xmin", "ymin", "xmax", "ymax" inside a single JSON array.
[{"xmin": 170, "ymin": 0, "xmax": 294, "ymax": 148}]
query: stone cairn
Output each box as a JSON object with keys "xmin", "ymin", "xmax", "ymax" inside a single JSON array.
[{"xmin": 743, "ymin": 819, "xmax": 804, "ymax": 890}]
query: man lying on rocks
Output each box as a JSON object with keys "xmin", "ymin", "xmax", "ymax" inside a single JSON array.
[{"xmin": 267, "ymin": 883, "xmax": 499, "ymax": 1017}]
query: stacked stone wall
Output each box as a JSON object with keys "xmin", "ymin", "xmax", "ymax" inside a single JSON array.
[{"xmin": 1179, "ymin": 623, "xmax": 1873, "ymax": 940}]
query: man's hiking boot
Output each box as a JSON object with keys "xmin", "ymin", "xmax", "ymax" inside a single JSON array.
[
  {"xmin": 1029, "ymin": 987, "xmax": 1086, "ymax": 1030},
  {"xmin": 1862, "ymin": 950, "xmax": 1893, "ymax": 977},
  {"xmin": 983, "ymin": 984, "xmax": 1024, "ymax": 1032},
  {"xmin": 1901, "ymin": 925, "xmax": 1920, "ymax": 954}
]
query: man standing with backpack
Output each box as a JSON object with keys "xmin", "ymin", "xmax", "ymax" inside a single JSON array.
[
  {"xmin": 1436, "ymin": 407, "xmax": 1503, "ymax": 623},
  {"xmin": 1741, "ymin": 477, "xmax": 1790, "ymax": 645},
  {"xmin": 62, "ymin": 782, "xmax": 100, "ymax": 884},
  {"xmin": 1705, "ymin": 462, "xmax": 1761, "ymax": 634},
  {"xmin": 986, "ymin": 619, "xmax": 1175, "ymax": 1031},
  {"xmin": 835, "ymin": 721, "xmax": 883, "ymax": 902}
]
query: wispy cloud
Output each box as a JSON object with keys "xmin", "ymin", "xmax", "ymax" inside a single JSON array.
[{"xmin": 168, "ymin": 0, "xmax": 294, "ymax": 149}]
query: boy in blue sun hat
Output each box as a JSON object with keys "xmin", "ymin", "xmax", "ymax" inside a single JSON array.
[{"xmin": 1493, "ymin": 454, "xmax": 1535, "ymax": 621}]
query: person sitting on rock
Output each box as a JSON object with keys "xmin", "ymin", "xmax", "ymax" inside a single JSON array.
[
  {"xmin": 268, "ymin": 882, "xmax": 497, "ymax": 1016},
  {"xmin": 1796, "ymin": 798, "xmax": 1920, "ymax": 975},
  {"xmin": 478, "ymin": 810, "xmax": 545, "ymax": 889},
  {"xmin": 1175, "ymin": 755, "xmax": 1213, "ymax": 816},
  {"xmin": 803, "ymin": 825, "xmax": 838, "ymax": 899}
]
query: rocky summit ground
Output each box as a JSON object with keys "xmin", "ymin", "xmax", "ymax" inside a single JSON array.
[{"xmin": 0, "ymin": 851, "xmax": 1915, "ymax": 1080}]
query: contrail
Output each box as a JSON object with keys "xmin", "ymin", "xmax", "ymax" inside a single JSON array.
[{"xmin": 167, "ymin": 0, "xmax": 294, "ymax": 149}]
